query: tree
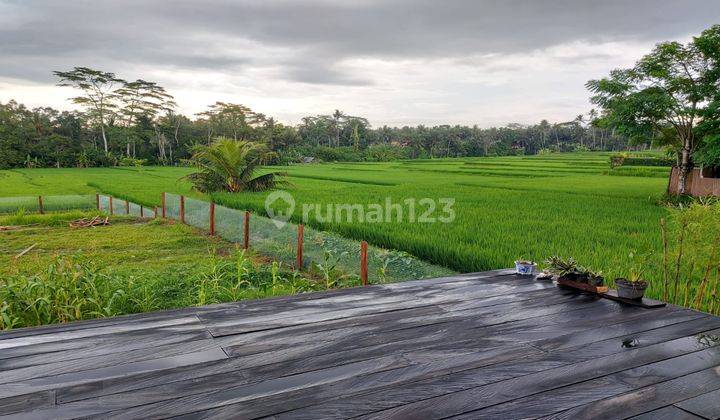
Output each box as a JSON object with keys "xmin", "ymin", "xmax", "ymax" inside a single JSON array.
[
  {"xmin": 184, "ymin": 138, "xmax": 287, "ymax": 193},
  {"xmin": 115, "ymin": 79, "xmax": 176, "ymax": 157},
  {"xmin": 586, "ymin": 25, "xmax": 720, "ymax": 193},
  {"xmin": 54, "ymin": 67, "xmax": 125, "ymax": 153},
  {"xmin": 197, "ymin": 102, "xmax": 258, "ymax": 141}
]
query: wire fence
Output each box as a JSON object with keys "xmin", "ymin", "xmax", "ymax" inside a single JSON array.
[
  {"xmin": 97, "ymin": 195, "xmax": 157, "ymax": 218},
  {"xmin": 0, "ymin": 194, "xmax": 97, "ymax": 214},
  {"xmin": 162, "ymin": 193, "xmax": 454, "ymax": 284},
  {"xmin": 0, "ymin": 191, "xmax": 453, "ymax": 283}
]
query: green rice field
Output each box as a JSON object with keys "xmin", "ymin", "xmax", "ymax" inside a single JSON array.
[{"xmin": 0, "ymin": 152, "xmax": 670, "ymax": 284}]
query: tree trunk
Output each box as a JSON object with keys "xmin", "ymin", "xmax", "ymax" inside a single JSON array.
[
  {"xmin": 678, "ymin": 145, "xmax": 692, "ymax": 195},
  {"xmin": 101, "ymin": 124, "xmax": 109, "ymax": 153}
]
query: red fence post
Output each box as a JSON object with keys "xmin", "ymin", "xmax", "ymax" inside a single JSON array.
[
  {"xmin": 109, "ymin": 196, "xmax": 114, "ymax": 215},
  {"xmin": 180, "ymin": 195, "xmax": 185, "ymax": 224},
  {"xmin": 360, "ymin": 241, "xmax": 368, "ymax": 286},
  {"xmin": 125, "ymin": 200, "xmax": 130, "ymax": 215},
  {"xmin": 161, "ymin": 192, "xmax": 167, "ymax": 219},
  {"xmin": 243, "ymin": 211, "xmax": 250, "ymax": 250},
  {"xmin": 209, "ymin": 202, "xmax": 216, "ymax": 236},
  {"xmin": 297, "ymin": 224, "xmax": 304, "ymax": 269},
  {"xmin": 95, "ymin": 194, "xmax": 100, "ymax": 210},
  {"xmin": 38, "ymin": 196, "xmax": 44, "ymax": 214}
]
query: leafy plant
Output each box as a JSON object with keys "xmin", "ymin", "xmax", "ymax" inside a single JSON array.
[
  {"xmin": 545, "ymin": 256, "xmax": 578, "ymax": 277},
  {"xmin": 184, "ymin": 137, "xmax": 288, "ymax": 193}
]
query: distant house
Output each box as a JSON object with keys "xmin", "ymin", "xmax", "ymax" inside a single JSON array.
[{"xmin": 668, "ymin": 166, "xmax": 720, "ymax": 196}]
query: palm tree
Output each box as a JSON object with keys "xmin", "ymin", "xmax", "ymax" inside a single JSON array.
[{"xmin": 184, "ymin": 137, "xmax": 287, "ymax": 193}]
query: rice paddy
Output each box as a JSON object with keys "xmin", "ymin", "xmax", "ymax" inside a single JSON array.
[{"xmin": 0, "ymin": 153, "xmax": 670, "ymax": 284}]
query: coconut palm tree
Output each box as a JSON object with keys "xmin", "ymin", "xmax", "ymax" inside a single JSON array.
[{"xmin": 184, "ymin": 137, "xmax": 287, "ymax": 193}]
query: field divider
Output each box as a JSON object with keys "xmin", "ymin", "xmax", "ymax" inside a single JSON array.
[{"xmin": 159, "ymin": 192, "xmax": 454, "ymax": 286}]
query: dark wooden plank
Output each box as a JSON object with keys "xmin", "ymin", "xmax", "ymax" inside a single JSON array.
[
  {"xmin": 602, "ymin": 289, "xmax": 668, "ymax": 308},
  {"xmin": 36, "ymin": 355, "xmax": 412, "ymax": 419},
  {"xmin": 451, "ymin": 341, "xmax": 720, "ymax": 418},
  {"xmin": 0, "ymin": 338, "xmax": 223, "ymax": 385},
  {"xmin": 675, "ymin": 388, "xmax": 720, "ymax": 419},
  {"xmin": 542, "ymin": 364, "xmax": 720, "ymax": 419},
  {"xmin": 630, "ymin": 406, "xmax": 705, "ymax": 420},
  {"xmin": 284, "ymin": 327, "xmax": 720, "ymax": 419},
  {"xmin": 0, "ymin": 347, "xmax": 227, "ymax": 414},
  {"xmin": 2, "ymin": 269, "xmax": 718, "ymax": 420}
]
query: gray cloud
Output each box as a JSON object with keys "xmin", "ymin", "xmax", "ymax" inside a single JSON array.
[{"xmin": 1, "ymin": 0, "xmax": 718, "ymax": 86}]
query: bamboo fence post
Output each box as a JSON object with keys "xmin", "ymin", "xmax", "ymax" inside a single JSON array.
[
  {"xmin": 161, "ymin": 192, "xmax": 167, "ymax": 218},
  {"xmin": 95, "ymin": 194, "xmax": 100, "ymax": 210},
  {"xmin": 109, "ymin": 196, "xmax": 114, "ymax": 215},
  {"xmin": 360, "ymin": 241, "xmax": 368, "ymax": 286},
  {"xmin": 125, "ymin": 200, "xmax": 130, "ymax": 215},
  {"xmin": 297, "ymin": 224, "xmax": 304, "ymax": 269},
  {"xmin": 180, "ymin": 195, "xmax": 185, "ymax": 224},
  {"xmin": 38, "ymin": 196, "xmax": 44, "ymax": 214},
  {"xmin": 243, "ymin": 211, "xmax": 250, "ymax": 250},
  {"xmin": 209, "ymin": 202, "xmax": 216, "ymax": 236},
  {"xmin": 140, "ymin": 205, "xmax": 144, "ymax": 218}
]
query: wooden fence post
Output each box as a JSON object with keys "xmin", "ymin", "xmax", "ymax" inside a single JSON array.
[
  {"xmin": 360, "ymin": 241, "xmax": 368, "ymax": 286},
  {"xmin": 161, "ymin": 192, "xmax": 167, "ymax": 218},
  {"xmin": 209, "ymin": 202, "xmax": 216, "ymax": 236},
  {"xmin": 109, "ymin": 196, "xmax": 114, "ymax": 215},
  {"xmin": 297, "ymin": 224, "xmax": 304, "ymax": 269},
  {"xmin": 38, "ymin": 196, "xmax": 44, "ymax": 214},
  {"xmin": 243, "ymin": 211, "xmax": 250, "ymax": 250},
  {"xmin": 154, "ymin": 207, "xmax": 158, "ymax": 218},
  {"xmin": 95, "ymin": 194, "xmax": 100, "ymax": 211},
  {"xmin": 180, "ymin": 195, "xmax": 185, "ymax": 224},
  {"xmin": 140, "ymin": 205, "xmax": 144, "ymax": 218},
  {"xmin": 125, "ymin": 200, "xmax": 130, "ymax": 215}
]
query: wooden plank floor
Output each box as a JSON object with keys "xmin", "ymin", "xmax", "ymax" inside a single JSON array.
[{"xmin": 2, "ymin": 269, "xmax": 720, "ymax": 419}]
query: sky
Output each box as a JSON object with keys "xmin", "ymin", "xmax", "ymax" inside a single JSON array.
[{"xmin": 1, "ymin": 0, "xmax": 719, "ymax": 127}]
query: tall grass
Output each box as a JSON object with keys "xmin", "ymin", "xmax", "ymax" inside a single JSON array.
[
  {"xmin": 0, "ymin": 248, "xmax": 330, "ymax": 330},
  {"xmin": 655, "ymin": 201, "xmax": 720, "ymax": 314}
]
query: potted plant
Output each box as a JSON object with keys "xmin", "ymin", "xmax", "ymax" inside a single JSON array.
[
  {"xmin": 515, "ymin": 259, "xmax": 537, "ymax": 275},
  {"xmin": 585, "ymin": 269, "xmax": 605, "ymax": 287},
  {"xmin": 615, "ymin": 253, "xmax": 650, "ymax": 300},
  {"xmin": 545, "ymin": 256, "xmax": 577, "ymax": 280},
  {"xmin": 615, "ymin": 271, "xmax": 648, "ymax": 300}
]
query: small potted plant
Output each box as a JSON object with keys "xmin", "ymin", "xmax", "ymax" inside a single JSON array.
[
  {"xmin": 615, "ymin": 273, "xmax": 648, "ymax": 300},
  {"xmin": 545, "ymin": 256, "xmax": 577, "ymax": 280},
  {"xmin": 515, "ymin": 259, "xmax": 537, "ymax": 276},
  {"xmin": 585, "ymin": 269, "xmax": 605, "ymax": 287}
]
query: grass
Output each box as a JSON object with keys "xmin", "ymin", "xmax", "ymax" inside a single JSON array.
[
  {"xmin": 0, "ymin": 152, "xmax": 690, "ymax": 310},
  {"xmin": 0, "ymin": 214, "xmax": 329, "ymax": 329}
]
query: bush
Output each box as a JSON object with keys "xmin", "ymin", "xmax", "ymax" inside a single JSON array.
[{"xmin": 119, "ymin": 157, "xmax": 147, "ymax": 167}]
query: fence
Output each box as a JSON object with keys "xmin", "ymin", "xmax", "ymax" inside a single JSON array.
[
  {"xmin": 162, "ymin": 192, "xmax": 454, "ymax": 284},
  {"xmin": 97, "ymin": 195, "xmax": 157, "ymax": 218},
  {"xmin": 0, "ymin": 194, "xmax": 98, "ymax": 214}
]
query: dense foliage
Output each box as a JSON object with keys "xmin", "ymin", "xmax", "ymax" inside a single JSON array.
[
  {"xmin": 587, "ymin": 24, "xmax": 720, "ymax": 193},
  {"xmin": 1, "ymin": 84, "xmax": 636, "ymax": 169}
]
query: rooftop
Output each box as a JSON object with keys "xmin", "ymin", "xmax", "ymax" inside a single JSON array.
[{"xmin": 2, "ymin": 270, "xmax": 720, "ymax": 419}]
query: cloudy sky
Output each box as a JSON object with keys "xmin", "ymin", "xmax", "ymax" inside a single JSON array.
[{"xmin": 1, "ymin": 0, "xmax": 719, "ymax": 127}]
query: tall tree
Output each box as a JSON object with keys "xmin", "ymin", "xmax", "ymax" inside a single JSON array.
[
  {"xmin": 115, "ymin": 79, "xmax": 176, "ymax": 157},
  {"xmin": 53, "ymin": 67, "xmax": 125, "ymax": 153},
  {"xmin": 587, "ymin": 25, "xmax": 720, "ymax": 193}
]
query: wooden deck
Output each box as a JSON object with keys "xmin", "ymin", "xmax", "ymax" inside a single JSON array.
[{"xmin": 2, "ymin": 269, "xmax": 720, "ymax": 419}]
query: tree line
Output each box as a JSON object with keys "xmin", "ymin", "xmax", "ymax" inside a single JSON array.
[{"xmin": 1, "ymin": 67, "xmax": 642, "ymax": 169}]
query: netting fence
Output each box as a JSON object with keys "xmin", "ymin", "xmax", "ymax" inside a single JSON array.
[
  {"xmin": 0, "ymin": 194, "xmax": 97, "ymax": 214},
  {"xmin": 97, "ymin": 195, "xmax": 157, "ymax": 218},
  {"xmin": 162, "ymin": 193, "xmax": 454, "ymax": 284}
]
